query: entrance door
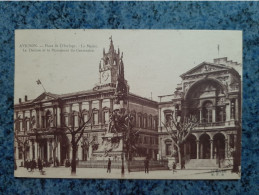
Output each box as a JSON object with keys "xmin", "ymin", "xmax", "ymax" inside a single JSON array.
[
  {"xmin": 199, "ymin": 134, "xmax": 210, "ymax": 159},
  {"xmin": 213, "ymin": 133, "xmax": 225, "ymax": 160},
  {"xmin": 186, "ymin": 134, "xmax": 197, "ymax": 159}
]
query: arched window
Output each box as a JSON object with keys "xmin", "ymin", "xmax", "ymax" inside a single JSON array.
[{"xmin": 203, "ymin": 101, "xmax": 213, "ymax": 123}]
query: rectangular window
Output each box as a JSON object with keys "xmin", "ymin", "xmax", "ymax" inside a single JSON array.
[
  {"xmin": 26, "ymin": 120, "xmax": 30, "ymax": 131},
  {"xmin": 104, "ymin": 112, "xmax": 109, "ymax": 124},
  {"xmin": 83, "ymin": 114, "xmax": 88, "ymax": 123},
  {"xmin": 42, "ymin": 116, "xmax": 45, "ymax": 128},
  {"xmin": 74, "ymin": 115, "xmax": 78, "ymax": 127},
  {"xmin": 65, "ymin": 116, "xmax": 69, "ymax": 126},
  {"xmin": 138, "ymin": 116, "xmax": 141, "ymax": 128}
]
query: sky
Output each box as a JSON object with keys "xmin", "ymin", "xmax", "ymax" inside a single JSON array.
[{"xmin": 15, "ymin": 29, "xmax": 242, "ymax": 103}]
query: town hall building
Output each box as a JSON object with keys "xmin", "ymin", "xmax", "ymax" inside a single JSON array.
[{"xmin": 14, "ymin": 38, "xmax": 158, "ymax": 166}]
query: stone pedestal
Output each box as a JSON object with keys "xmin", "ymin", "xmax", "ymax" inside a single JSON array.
[
  {"xmin": 167, "ymin": 157, "xmax": 176, "ymax": 170},
  {"xmin": 92, "ymin": 133, "xmax": 124, "ymax": 161}
]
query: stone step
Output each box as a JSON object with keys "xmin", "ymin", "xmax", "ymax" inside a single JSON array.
[{"xmin": 78, "ymin": 160, "xmax": 169, "ymax": 171}]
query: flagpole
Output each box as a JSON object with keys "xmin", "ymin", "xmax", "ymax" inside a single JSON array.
[
  {"xmin": 41, "ymin": 83, "xmax": 46, "ymax": 92},
  {"xmin": 36, "ymin": 79, "xmax": 46, "ymax": 92}
]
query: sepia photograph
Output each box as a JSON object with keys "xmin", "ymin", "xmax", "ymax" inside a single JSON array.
[{"xmin": 14, "ymin": 29, "xmax": 242, "ymax": 179}]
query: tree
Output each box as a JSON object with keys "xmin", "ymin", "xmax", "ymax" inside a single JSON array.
[
  {"xmin": 14, "ymin": 130, "xmax": 29, "ymax": 166},
  {"xmin": 14, "ymin": 116, "xmax": 32, "ymax": 166},
  {"xmin": 63, "ymin": 111, "xmax": 92, "ymax": 175},
  {"xmin": 163, "ymin": 112, "xmax": 198, "ymax": 169}
]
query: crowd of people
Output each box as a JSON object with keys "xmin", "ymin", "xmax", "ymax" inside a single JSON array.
[{"xmin": 23, "ymin": 157, "xmax": 60, "ymax": 174}]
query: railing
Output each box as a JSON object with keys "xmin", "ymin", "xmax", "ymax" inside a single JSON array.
[{"xmin": 197, "ymin": 122, "xmax": 225, "ymax": 127}]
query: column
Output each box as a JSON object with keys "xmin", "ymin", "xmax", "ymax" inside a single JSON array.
[
  {"xmin": 235, "ymin": 98, "xmax": 239, "ymax": 120},
  {"xmin": 78, "ymin": 143, "xmax": 82, "ymax": 160},
  {"xmin": 57, "ymin": 141, "xmax": 60, "ymax": 161},
  {"xmin": 200, "ymin": 143, "xmax": 203, "ymax": 159},
  {"xmin": 99, "ymin": 99, "xmax": 103, "ymax": 125},
  {"xmin": 15, "ymin": 145, "xmax": 19, "ymax": 160},
  {"xmin": 69, "ymin": 104, "xmax": 73, "ymax": 126},
  {"xmin": 184, "ymin": 143, "xmax": 186, "ymax": 157},
  {"xmin": 110, "ymin": 99, "xmax": 113, "ymax": 111},
  {"xmin": 230, "ymin": 99, "xmax": 235, "ymax": 119},
  {"xmin": 225, "ymin": 139, "xmax": 228, "ymax": 159},
  {"xmin": 53, "ymin": 107, "xmax": 56, "ymax": 127},
  {"xmin": 89, "ymin": 101, "xmax": 92, "ymax": 125},
  {"xmin": 69, "ymin": 144, "xmax": 72, "ymax": 160},
  {"xmin": 196, "ymin": 140, "xmax": 200, "ymax": 159},
  {"xmin": 29, "ymin": 140, "xmax": 33, "ymax": 160},
  {"xmin": 57, "ymin": 107, "xmax": 61, "ymax": 127},
  {"xmin": 35, "ymin": 142, "xmax": 38, "ymax": 160},
  {"xmin": 210, "ymin": 139, "xmax": 213, "ymax": 159},
  {"xmin": 225, "ymin": 100, "xmax": 231, "ymax": 121},
  {"xmin": 200, "ymin": 109, "xmax": 202, "ymax": 123},
  {"xmin": 47, "ymin": 139, "xmax": 50, "ymax": 161},
  {"xmin": 30, "ymin": 110, "xmax": 32, "ymax": 129},
  {"xmin": 39, "ymin": 109, "xmax": 41, "ymax": 128},
  {"xmin": 22, "ymin": 111, "xmax": 25, "ymax": 131},
  {"xmin": 89, "ymin": 145, "xmax": 92, "ymax": 159},
  {"xmin": 36, "ymin": 109, "xmax": 39, "ymax": 128}
]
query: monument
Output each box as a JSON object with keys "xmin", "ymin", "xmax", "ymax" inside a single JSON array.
[{"xmin": 93, "ymin": 51, "xmax": 132, "ymax": 162}]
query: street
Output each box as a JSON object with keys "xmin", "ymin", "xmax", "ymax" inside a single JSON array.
[{"xmin": 14, "ymin": 166, "xmax": 240, "ymax": 180}]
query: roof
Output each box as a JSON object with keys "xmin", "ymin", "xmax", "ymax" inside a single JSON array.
[{"xmin": 180, "ymin": 61, "xmax": 231, "ymax": 78}]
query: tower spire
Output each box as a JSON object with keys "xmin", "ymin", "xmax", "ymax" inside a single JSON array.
[{"xmin": 109, "ymin": 36, "xmax": 114, "ymax": 53}]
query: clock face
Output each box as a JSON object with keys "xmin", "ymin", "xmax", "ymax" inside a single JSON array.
[{"xmin": 102, "ymin": 71, "xmax": 110, "ymax": 81}]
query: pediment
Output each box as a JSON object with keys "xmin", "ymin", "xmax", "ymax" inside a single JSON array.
[
  {"xmin": 181, "ymin": 62, "xmax": 231, "ymax": 78},
  {"xmin": 33, "ymin": 92, "xmax": 58, "ymax": 102}
]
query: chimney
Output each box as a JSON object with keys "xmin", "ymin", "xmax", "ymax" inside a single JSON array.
[
  {"xmin": 25, "ymin": 95, "xmax": 28, "ymax": 102},
  {"xmin": 19, "ymin": 98, "xmax": 22, "ymax": 103}
]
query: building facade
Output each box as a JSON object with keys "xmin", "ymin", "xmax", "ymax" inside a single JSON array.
[
  {"xmin": 14, "ymin": 38, "xmax": 158, "ymax": 166},
  {"xmin": 14, "ymin": 37, "xmax": 242, "ymax": 169},
  {"xmin": 158, "ymin": 57, "xmax": 241, "ymax": 167}
]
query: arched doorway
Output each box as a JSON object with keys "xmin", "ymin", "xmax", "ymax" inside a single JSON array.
[
  {"xmin": 185, "ymin": 134, "xmax": 197, "ymax": 160},
  {"xmin": 213, "ymin": 133, "xmax": 225, "ymax": 160},
  {"xmin": 199, "ymin": 134, "xmax": 210, "ymax": 159}
]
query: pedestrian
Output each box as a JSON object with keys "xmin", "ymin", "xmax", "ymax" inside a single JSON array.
[
  {"xmin": 25, "ymin": 159, "xmax": 29, "ymax": 170},
  {"xmin": 181, "ymin": 160, "xmax": 185, "ymax": 169},
  {"xmin": 107, "ymin": 158, "xmax": 111, "ymax": 173},
  {"xmin": 38, "ymin": 158, "xmax": 43, "ymax": 172},
  {"xmin": 31, "ymin": 159, "xmax": 36, "ymax": 172},
  {"xmin": 144, "ymin": 158, "xmax": 149, "ymax": 173},
  {"xmin": 172, "ymin": 162, "xmax": 177, "ymax": 173}
]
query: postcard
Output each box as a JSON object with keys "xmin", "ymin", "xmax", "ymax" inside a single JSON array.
[{"xmin": 14, "ymin": 29, "xmax": 242, "ymax": 179}]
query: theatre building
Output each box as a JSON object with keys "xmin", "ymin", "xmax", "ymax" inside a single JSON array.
[
  {"xmin": 158, "ymin": 57, "xmax": 241, "ymax": 168},
  {"xmin": 14, "ymin": 38, "xmax": 158, "ymax": 166}
]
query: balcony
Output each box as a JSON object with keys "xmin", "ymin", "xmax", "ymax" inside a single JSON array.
[
  {"xmin": 195, "ymin": 120, "xmax": 237, "ymax": 130},
  {"xmin": 159, "ymin": 120, "xmax": 237, "ymax": 132}
]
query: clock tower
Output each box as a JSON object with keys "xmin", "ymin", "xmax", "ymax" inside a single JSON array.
[{"xmin": 98, "ymin": 37, "xmax": 122, "ymax": 86}]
